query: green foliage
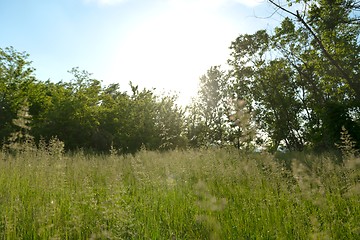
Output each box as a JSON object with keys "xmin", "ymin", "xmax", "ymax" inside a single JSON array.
[
  {"xmin": 185, "ymin": 103, "xmax": 208, "ymax": 148},
  {"xmin": 186, "ymin": 66, "xmax": 236, "ymax": 147},
  {"xmin": 228, "ymin": 0, "xmax": 360, "ymax": 151},
  {"xmin": 154, "ymin": 95, "xmax": 187, "ymax": 150},
  {"xmin": 0, "ymin": 50, "xmax": 187, "ymax": 153},
  {"xmin": 2, "ymin": 0, "xmax": 359, "ymax": 153},
  {"xmin": 0, "ymin": 47, "xmax": 37, "ymax": 143}
]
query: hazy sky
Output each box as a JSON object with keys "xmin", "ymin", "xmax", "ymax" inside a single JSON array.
[{"xmin": 0, "ymin": 0, "xmax": 280, "ymax": 105}]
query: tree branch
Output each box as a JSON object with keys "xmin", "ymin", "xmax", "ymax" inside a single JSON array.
[{"xmin": 268, "ymin": 0, "xmax": 360, "ymax": 101}]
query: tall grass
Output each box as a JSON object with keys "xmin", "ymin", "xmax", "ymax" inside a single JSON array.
[{"xmin": 0, "ymin": 148, "xmax": 359, "ymax": 239}]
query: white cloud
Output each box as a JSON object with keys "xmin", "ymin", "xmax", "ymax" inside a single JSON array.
[
  {"xmin": 234, "ymin": 0, "xmax": 264, "ymax": 7},
  {"xmin": 83, "ymin": 0, "xmax": 127, "ymax": 6}
]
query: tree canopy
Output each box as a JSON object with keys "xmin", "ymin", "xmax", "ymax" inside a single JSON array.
[{"xmin": 1, "ymin": 0, "xmax": 359, "ymax": 153}]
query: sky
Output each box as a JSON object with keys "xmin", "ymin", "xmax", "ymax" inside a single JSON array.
[{"xmin": 0, "ymin": 0, "xmax": 281, "ymax": 105}]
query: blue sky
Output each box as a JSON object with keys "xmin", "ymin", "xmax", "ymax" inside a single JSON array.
[{"xmin": 0, "ymin": 0, "xmax": 280, "ymax": 105}]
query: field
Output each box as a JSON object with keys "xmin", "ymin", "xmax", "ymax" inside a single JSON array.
[{"xmin": 0, "ymin": 148, "xmax": 359, "ymax": 239}]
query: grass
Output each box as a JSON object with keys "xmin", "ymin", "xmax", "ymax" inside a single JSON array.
[{"xmin": 0, "ymin": 148, "xmax": 359, "ymax": 239}]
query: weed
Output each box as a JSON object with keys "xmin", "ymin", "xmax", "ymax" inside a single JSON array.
[{"xmin": 0, "ymin": 148, "xmax": 358, "ymax": 239}]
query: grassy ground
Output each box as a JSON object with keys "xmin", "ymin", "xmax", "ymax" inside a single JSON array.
[{"xmin": 0, "ymin": 148, "xmax": 359, "ymax": 239}]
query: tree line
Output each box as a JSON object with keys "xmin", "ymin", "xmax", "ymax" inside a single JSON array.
[
  {"xmin": 0, "ymin": 51, "xmax": 186, "ymax": 153},
  {"xmin": 1, "ymin": 0, "xmax": 359, "ymax": 153}
]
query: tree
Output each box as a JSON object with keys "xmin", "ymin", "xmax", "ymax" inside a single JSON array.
[
  {"xmin": 228, "ymin": 99, "xmax": 256, "ymax": 150},
  {"xmin": 185, "ymin": 102, "xmax": 208, "ymax": 148},
  {"xmin": 269, "ymin": 0, "xmax": 360, "ymax": 150},
  {"xmin": 188, "ymin": 66, "xmax": 230, "ymax": 146},
  {"xmin": 254, "ymin": 59, "xmax": 304, "ymax": 151},
  {"xmin": 153, "ymin": 94, "xmax": 187, "ymax": 150},
  {"xmin": 227, "ymin": 0, "xmax": 360, "ymax": 151},
  {"xmin": 269, "ymin": 0, "xmax": 360, "ymax": 101},
  {"xmin": 33, "ymin": 68, "xmax": 103, "ymax": 150},
  {"xmin": 0, "ymin": 47, "xmax": 37, "ymax": 143}
]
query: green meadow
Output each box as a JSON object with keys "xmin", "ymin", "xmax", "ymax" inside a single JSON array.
[{"xmin": 0, "ymin": 148, "xmax": 359, "ymax": 239}]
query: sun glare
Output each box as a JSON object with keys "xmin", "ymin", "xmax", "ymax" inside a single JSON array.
[{"xmin": 108, "ymin": 2, "xmax": 238, "ymax": 105}]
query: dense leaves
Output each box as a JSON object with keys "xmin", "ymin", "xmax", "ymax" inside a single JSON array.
[
  {"xmin": 228, "ymin": 0, "xmax": 360, "ymax": 151},
  {"xmin": 0, "ymin": 51, "xmax": 186, "ymax": 153},
  {"xmin": 1, "ymin": 0, "xmax": 358, "ymax": 152},
  {"xmin": 186, "ymin": 66, "xmax": 231, "ymax": 147}
]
